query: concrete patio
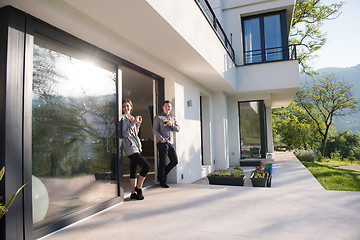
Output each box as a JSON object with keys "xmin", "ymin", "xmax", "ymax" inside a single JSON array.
[{"xmin": 41, "ymin": 152, "xmax": 360, "ymax": 240}]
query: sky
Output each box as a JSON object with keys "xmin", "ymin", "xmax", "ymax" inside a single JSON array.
[{"xmin": 310, "ymin": 0, "xmax": 360, "ymax": 70}]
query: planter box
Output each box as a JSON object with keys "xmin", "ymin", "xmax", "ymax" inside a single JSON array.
[
  {"xmin": 250, "ymin": 172, "xmax": 269, "ymax": 187},
  {"xmin": 207, "ymin": 175, "xmax": 246, "ymax": 186}
]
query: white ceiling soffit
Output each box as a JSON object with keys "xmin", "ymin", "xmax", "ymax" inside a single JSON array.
[{"xmin": 61, "ymin": 0, "xmax": 238, "ymax": 93}]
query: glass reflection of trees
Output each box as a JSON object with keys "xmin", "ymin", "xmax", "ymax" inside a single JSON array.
[{"xmin": 32, "ymin": 43, "xmax": 117, "ymax": 179}]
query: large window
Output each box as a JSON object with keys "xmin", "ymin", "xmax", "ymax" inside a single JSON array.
[
  {"xmin": 242, "ymin": 11, "xmax": 288, "ymax": 64},
  {"xmin": 32, "ymin": 36, "xmax": 118, "ymax": 229},
  {"xmin": 239, "ymin": 101, "xmax": 267, "ymax": 158}
]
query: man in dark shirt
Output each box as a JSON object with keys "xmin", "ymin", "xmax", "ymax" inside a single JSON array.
[{"xmin": 153, "ymin": 100, "xmax": 180, "ymax": 188}]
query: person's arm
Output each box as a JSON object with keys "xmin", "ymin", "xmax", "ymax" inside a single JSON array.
[
  {"xmin": 122, "ymin": 116, "xmax": 135, "ymax": 138},
  {"xmin": 134, "ymin": 118, "xmax": 141, "ymax": 134},
  {"xmin": 152, "ymin": 116, "xmax": 165, "ymax": 142},
  {"xmin": 171, "ymin": 117, "xmax": 180, "ymax": 132}
]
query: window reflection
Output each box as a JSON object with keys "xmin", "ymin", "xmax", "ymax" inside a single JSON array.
[
  {"xmin": 243, "ymin": 12, "xmax": 285, "ymax": 64},
  {"xmin": 264, "ymin": 14, "xmax": 282, "ymax": 61},
  {"xmin": 32, "ymin": 36, "xmax": 118, "ymax": 229},
  {"xmin": 244, "ymin": 18, "xmax": 261, "ymax": 63},
  {"xmin": 239, "ymin": 101, "xmax": 261, "ymax": 159}
]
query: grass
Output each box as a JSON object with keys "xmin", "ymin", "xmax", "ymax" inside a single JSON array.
[
  {"xmin": 318, "ymin": 157, "xmax": 360, "ymax": 166},
  {"xmin": 302, "ymin": 161, "xmax": 360, "ymax": 191}
]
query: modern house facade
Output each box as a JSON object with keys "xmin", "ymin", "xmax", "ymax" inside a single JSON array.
[{"xmin": 0, "ymin": 0, "xmax": 299, "ymax": 239}]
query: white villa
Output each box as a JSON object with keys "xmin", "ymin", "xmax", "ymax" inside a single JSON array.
[{"xmin": 0, "ymin": 0, "xmax": 299, "ymax": 239}]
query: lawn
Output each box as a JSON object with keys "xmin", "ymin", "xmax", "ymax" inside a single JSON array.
[{"xmin": 302, "ymin": 161, "xmax": 360, "ymax": 191}]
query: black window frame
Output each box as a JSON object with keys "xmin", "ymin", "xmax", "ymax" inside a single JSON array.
[{"xmin": 242, "ymin": 10, "xmax": 288, "ymax": 64}]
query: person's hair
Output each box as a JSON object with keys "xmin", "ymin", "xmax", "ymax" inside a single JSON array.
[
  {"xmin": 122, "ymin": 99, "xmax": 133, "ymax": 114},
  {"xmin": 163, "ymin": 100, "xmax": 171, "ymax": 106}
]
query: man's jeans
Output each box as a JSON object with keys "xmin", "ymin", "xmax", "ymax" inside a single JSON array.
[{"xmin": 157, "ymin": 142, "xmax": 178, "ymax": 183}]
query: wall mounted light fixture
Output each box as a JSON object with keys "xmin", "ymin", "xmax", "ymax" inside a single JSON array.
[{"xmin": 187, "ymin": 100, "xmax": 192, "ymax": 107}]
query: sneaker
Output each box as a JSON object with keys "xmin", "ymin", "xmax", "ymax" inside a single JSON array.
[
  {"xmin": 130, "ymin": 193, "xmax": 138, "ymax": 199},
  {"xmin": 160, "ymin": 182, "xmax": 169, "ymax": 188},
  {"xmin": 135, "ymin": 187, "xmax": 144, "ymax": 200}
]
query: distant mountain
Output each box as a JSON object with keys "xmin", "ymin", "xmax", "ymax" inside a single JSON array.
[{"xmin": 300, "ymin": 64, "xmax": 360, "ymax": 135}]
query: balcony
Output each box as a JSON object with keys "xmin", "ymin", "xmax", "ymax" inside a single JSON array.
[
  {"xmin": 195, "ymin": 0, "xmax": 235, "ymax": 62},
  {"xmin": 244, "ymin": 45, "xmax": 298, "ymax": 65}
]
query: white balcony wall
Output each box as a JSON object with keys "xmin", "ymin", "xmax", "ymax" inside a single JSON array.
[{"xmin": 237, "ymin": 60, "xmax": 300, "ymax": 107}]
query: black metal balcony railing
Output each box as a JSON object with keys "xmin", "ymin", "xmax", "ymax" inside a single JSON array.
[
  {"xmin": 244, "ymin": 45, "xmax": 297, "ymax": 65},
  {"xmin": 195, "ymin": 0, "xmax": 235, "ymax": 62}
]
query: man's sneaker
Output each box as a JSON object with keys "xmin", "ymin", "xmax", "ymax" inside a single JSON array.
[{"xmin": 160, "ymin": 182, "xmax": 169, "ymax": 188}]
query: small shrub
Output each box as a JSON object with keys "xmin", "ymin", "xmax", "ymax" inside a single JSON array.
[
  {"xmin": 294, "ymin": 149, "xmax": 318, "ymax": 162},
  {"xmin": 318, "ymin": 157, "xmax": 331, "ymax": 163},
  {"xmin": 208, "ymin": 169, "xmax": 244, "ymax": 177},
  {"xmin": 344, "ymin": 157, "xmax": 357, "ymax": 164},
  {"xmin": 330, "ymin": 151, "xmax": 341, "ymax": 161}
]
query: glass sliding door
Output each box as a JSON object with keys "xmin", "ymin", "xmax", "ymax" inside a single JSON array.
[
  {"xmin": 239, "ymin": 101, "xmax": 267, "ymax": 159},
  {"xmin": 32, "ymin": 35, "xmax": 118, "ymax": 229},
  {"xmin": 121, "ymin": 66, "xmax": 158, "ymax": 194}
]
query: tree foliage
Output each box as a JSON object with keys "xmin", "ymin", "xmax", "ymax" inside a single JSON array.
[
  {"xmin": 291, "ymin": 0, "xmax": 343, "ymax": 75},
  {"xmin": 272, "ymin": 102, "xmax": 321, "ymax": 150},
  {"xmin": 32, "ymin": 44, "xmax": 117, "ymax": 177},
  {"xmin": 295, "ymin": 74, "xmax": 358, "ymax": 156},
  {"xmin": 325, "ymin": 130, "xmax": 360, "ymax": 159}
]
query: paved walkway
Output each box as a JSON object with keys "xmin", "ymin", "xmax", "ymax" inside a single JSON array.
[{"xmin": 42, "ymin": 152, "xmax": 360, "ymax": 240}]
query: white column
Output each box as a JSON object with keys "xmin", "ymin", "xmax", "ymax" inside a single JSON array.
[
  {"xmin": 213, "ymin": 91, "xmax": 229, "ymax": 170},
  {"xmin": 266, "ymin": 106, "xmax": 274, "ymax": 154}
]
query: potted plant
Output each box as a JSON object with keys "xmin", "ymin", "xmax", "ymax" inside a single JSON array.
[
  {"xmin": 207, "ymin": 168, "xmax": 246, "ymax": 186},
  {"xmin": 0, "ymin": 166, "xmax": 27, "ymax": 219},
  {"xmin": 250, "ymin": 166, "xmax": 269, "ymax": 187}
]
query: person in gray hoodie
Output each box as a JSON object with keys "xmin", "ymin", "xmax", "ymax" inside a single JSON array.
[
  {"xmin": 152, "ymin": 100, "xmax": 180, "ymax": 188},
  {"xmin": 122, "ymin": 99, "xmax": 149, "ymax": 200}
]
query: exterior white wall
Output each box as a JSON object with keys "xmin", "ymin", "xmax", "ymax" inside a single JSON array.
[
  {"xmin": 208, "ymin": 0, "xmax": 222, "ymax": 22},
  {"xmin": 174, "ymin": 77, "xmax": 201, "ymax": 183},
  {"xmin": 155, "ymin": 67, "xmax": 216, "ymax": 184}
]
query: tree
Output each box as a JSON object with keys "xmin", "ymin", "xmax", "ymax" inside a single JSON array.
[
  {"xmin": 295, "ymin": 74, "xmax": 358, "ymax": 156},
  {"xmin": 291, "ymin": 0, "xmax": 343, "ymax": 75},
  {"xmin": 272, "ymin": 102, "xmax": 321, "ymax": 150},
  {"xmin": 325, "ymin": 130, "xmax": 360, "ymax": 159}
]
